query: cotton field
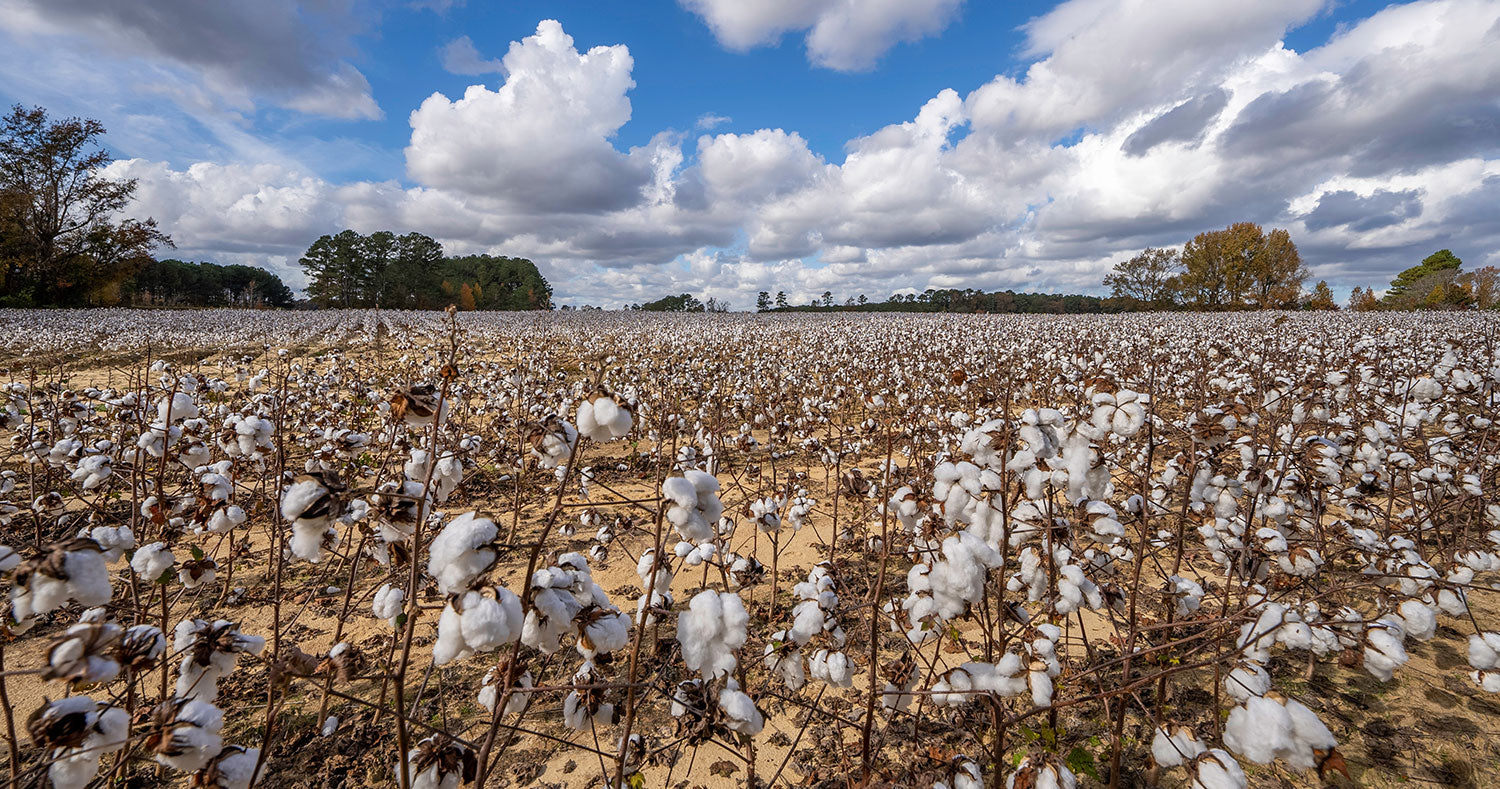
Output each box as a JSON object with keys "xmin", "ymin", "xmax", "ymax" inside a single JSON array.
[{"xmin": 1, "ymin": 308, "xmax": 1498, "ymax": 788}]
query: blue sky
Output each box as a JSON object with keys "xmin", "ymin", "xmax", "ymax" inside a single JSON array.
[{"xmin": 2, "ymin": 0, "xmax": 1497, "ymax": 306}]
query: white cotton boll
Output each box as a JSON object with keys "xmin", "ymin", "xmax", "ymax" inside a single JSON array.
[
  {"xmin": 1028, "ymin": 662, "xmax": 1054, "ymax": 708},
  {"xmin": 1282, "ymin": 697, "xmax": 1337, "ymax": 770},
  {"xmin": 1191, "ymin": 750, "xmax": 1247, "ymax": 789},
  {"xmin": 562, "ymin": 691, "xmax": 616, "ymax": 730},
  {"xmin": 289, "ymin": 520, "xmax": 336, "ymax": 564},
  {"xmin": 157, "ymin": 392, "xmax": 200, "ymax": 424},
  {"xmin": 809, "ymin": 649, "xmax": 853, "ymax": 688},
  {"xmin": 132, "ymin": 541, "xmax": 175, "ymax": 582},
  {"xmin": 0, "ymin": 544, "xmax": 18, "ymax": 573},
  {"xmin": 1224, "ymin": 662, "xmax": 1271, "ymax": 703},
  {"xmin": 718, "ymin": 681, "xmax": 764, "ymax": 736},
  {"xmin": 72, "ymin": 454, "xmax": 112, "ymax": 490},
  {"xmin": 764, "ymin": 634, "xmax": 806, "ymax": 691},
  {"xmin": 458, "ymin": 587, "xmax": 523, "ymax": 653},
  {"xmin": 1005, "ymin": 758, "xmax": 1076, "ymax": 789},
  {"xmin": 1224, "ymin": 696, "xmax": 1293, "ymax": 765},
  {"xmin": 433, "ymin": 603, "xmax": 471, "ymax": 666},
  {"xmin": 49, "ymin": 752, "xmax": 100, "ymax": 789},
  {"xmin": 206, "ymin": 746, "xmax": 264, "ymax": 789},
  {"xmin": 478, "ymin": 667, "xmax": 534, "ymax": 717},
  {"xmin": 89, "ymin": 524, "xmax": 134, "ymax": 563},
  {"xmin": 1363, "ymin": 623, "xmax": 1409, "ymax": 681},
  {"xmin": 207, "ymin": 505, "xmax": 247, "ymax": 534},
  {"xmin": 678, "ymin": 590, "xmax": 748, "ymax": 678},
  {"xmin": 1472, "ymin": 670, "xmax": 1500, "ymax": 692},
  {"xmin": 1397, "ymin": 600, "xmax": 1436, "ymax": 641},
  {"xmin": 1152, "ymin": 725, "xmax": 1207, "ymax": 767},
  {"xmin": 373, "ymin": 584, "xmax": 405, "ymax": 626},
  {"xmin": 155, "ymin": 700, "xmax": 225, "ymax": 772},
  {"xmin": 426, "ymin": 512, "xmax": 498, "ymax": 595},
  {"xmin": 320, "ymin": 716, "xmax": 338, "ymax": 736},
  {"xmin": 1468, "ymin": 632, "xmax": 1500, "ymax": 670}
]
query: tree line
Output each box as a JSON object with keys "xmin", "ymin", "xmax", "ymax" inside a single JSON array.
[
  {"xmin": 298, "ymin": 229, "xmax": 553, "ymax": 310},
  {"xmin": 1, "ymin": 104, "xmax": 171, "ymax": 306},
  {"xmin": 1104, "ymin": 222, "xmax": 1495, "ymax": 312},
  {"xmin": 752, "ymin": 288, "xmax": 1113, "ymax": 314}
]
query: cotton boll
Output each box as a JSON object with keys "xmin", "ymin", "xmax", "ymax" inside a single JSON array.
[
  {"xmin": 1027, "ymin": 660, "xmax": 1054, "ymax": 708},
  {"xmin": 1190, "ymin": 750, "xmax": 1247, "ymax": 789},
  {"xmin": 206, "ymin": 505, "xmax": 247, "ymax": 534},
  {"xmin": 151, "ymin": 698, "xmax": 225, "ymax": 772},
  {"xmin": 433, "ymin": 603, "xmax": 472, "ymax": 666},
  {"xmin": 809, "ymin": 649, "xmax": 853, "ymax": 688},
  {"xmin": 1362, "ymin": 623, "xmax": 1409, "ymax": 681},
  {"xmin": 678, "ymin": 590, "xmax": 748, "ymax": 679},
  {"xmin": 1396, "ymin": 600, "xmax": 1436, "ymax": 641},
  {"xmin": 372, "ymin": 583, "xmax": 405, "ymax": 626},
  {"xmin": 1152, "ymin": 725, "xmax": 1207, "ymax": 767},
  {"xmin": 1224, "ymin": 662, "xmax": 1270, "ymax": 703},
  {"xmin": 717, "ymin": 680, "xmax": 765, "ymax": 735},
  {"xmin": 157, "ymin": 392, "xmax": 200, "ymax": 424},
  {"xmin": 1005, "ymin": 756, "xmax": 1077, "ymax": 789},
  {"xmin": 426, "ymin": 512, "xmax": 499, "ymax": 595},
  {"xmin": 88, "ymin": 524, "xmax": 134, "ymax": 563},
  {"xmin": 1224, "ymin": 696, "xmax": 1294, "ymax": 765},
  {"xmin": 478, "ymin": 665, "xmax": 534, "ymax": 717},
  {"xmin": 197, "ymin": 745, "xmax": 264, "ymax": 789},
  {"xmin": 1468, "ymin": 632, "xmax": 1500, "ymax": 670},
  {"xmin": 458, "ymin": 586, "xmax": 524, "ymax": 653},
  {"xmin": 45, "ymin": 621, "xmax": 123, "ymax": 685}
]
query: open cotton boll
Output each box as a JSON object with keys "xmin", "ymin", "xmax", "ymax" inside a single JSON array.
[
  {"xmin": 1469, "ymin": 632, "xmax": 1500, "ymax": 670},
  {"xmin": 157, "ymin": 392, "xmax": 200, "ymax": 424},
  {"xmin": 719, "ymin": 680, "xmax": 765, "ymax": 735},
  {"xmin": 433, "ymin": 604, "xmax": 471, "ymax": 666},
  {"xmin": 43, "ymin": 701, "xmax": 129, "ymax": 789},
  {"xmin": 577, "ymin": 395, "xmax": 632, "ymax": 442},
  {"xmin": 196, "ymin": 745, "xmax": 264, "ymax": 789},
  {"xmin": 45, "ymin": 621, "xmax": 123, "ymax": 685},
  {"xmin": 206, "ymin": 505, "xmax": 247, "ymax": 534},
  {"xmin": 173, "ymin": 620, "xmax": 264, "ymax": 702},
  {"xmin": 1224, "ymin": 694, "xmax": 1337, "ymax": 771},
  {"xmin": 1223, "ymin": 662, "xmax": 1270, "ymax": 703},
  {"xmin": 426, "ymin": 512, "xmax": 499, "ymax": 595},
  {"xmin": 398, "ymin": 736, "xmax": 472, "ymax": 789},
  {"xmin": 678, "ymin": 590, "xmax": 748, "ymax": 678},
  {"xmin": 72, "ymin": 454, "xmax": 112, "ymax": 490},
  {"xmin": 152, "ymin": 698, "xmax": 225, "ymax": 772},
  {"xmin": 1190, "ymin": 750, "xmax": 1247, "ymax": 789},
  {"xmin": 809, "ymin": 649, "xmax": 853, "ymax": 688},
  {"xmin": 458, "ymin": 587, "xmax": 524, "ymax": 653},
  {"xmin": 1005, "ymin": 756, "xmax": 1077, "ymax": 789},
  {"xmin": 764, "ymin": 631, "xmax": 806, "ymax": 690},
  {"xmin": 1152, "ymin": 725, "xmax": 1207, "ymax": 767},
  {"xmin": 11, "ymin": 539, "xmax": 114, "ymax": 623},
  {"xmin": 1224, "ymin": 695, "xmax": 1294, "ymax": 765},
  {"xmin": 1396, "ymin": 600, "xmax": 1436, "ymax": 641},
  {"xmin": 478, "ymin": 666, "xmax": 534, "ymax": 716},
  {"xmin": 373, "ymin": 583, "xmax": 405, "ymax": 626},
  {"xmin": 1362, "ymin": 622, "xmax": 1409, "ymax": 681},
  {"xmin": 0, "ymin": 544, "xmax": 17, "ymax": 573},
  {"xmin": 132, "ymin": 542, "xmax": 176, "ymax": 582},
  {"xmin": 88, "ymin": 524, "xmax": 134, "ymax": 562}
]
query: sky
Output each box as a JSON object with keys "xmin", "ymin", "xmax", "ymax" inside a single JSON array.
[{"xmin": 1, "ymin": 0, "xmax": 1496, "ymax": 308}]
